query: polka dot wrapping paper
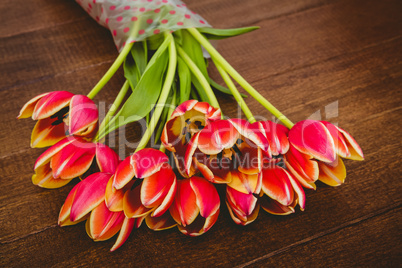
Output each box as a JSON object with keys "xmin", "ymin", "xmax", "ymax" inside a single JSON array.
[{"xmin": 76, "ymin": 0, "xmax": 211, "ymax": 51}]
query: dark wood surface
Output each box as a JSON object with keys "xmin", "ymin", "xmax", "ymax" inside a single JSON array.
[{"xmin": 1, "ymin": 0, "xmax": 401, "ymax": 267}]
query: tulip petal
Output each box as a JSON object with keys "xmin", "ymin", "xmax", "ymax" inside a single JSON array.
[
  {"xmin": 105, "ymin": 176, "xmax": 132, "ymax": 212},
  {"xmin": 151, "ymin": 177, "xmax": 177, "ymax": 217},
  {"xmin": 320, "ymin": 121, "xmax": 350, "ymax": 158},
  {"xmin": 237, "ymin": 141, "xmax": 262, "ymax": 175},
  {"xmin": 197, "ymin": 120, "xmax": 239, "ymax": 155},
  {"xmin": 288, "ymin": 173, "xmax": 306, "ymax": 211},
  {"xmin": 226, "ymin": 186, "xmax": 258, "ymax": 220},
  {"xmin": 18, "ymin": 92, "xmax": 49, "ymax": 119},
  {"xmin": 178, "ymin": 209, "xmax": 219, "ymax": 236},
  {"xmin": 318, "ymin": 156, "xmax": 347, "ymax": 186},
  {"xmin": 145, "ymin": 212, "xmax": 177, "ymax": 231},
  {"xmin": 190, "ymin": 177, "xmax": 220, "ymax": 218},
  {"xmin": 285, "ymin": 145, "xmax": 319, "ymax": 183},
  {"xmin": 69, "ymin": 95, "xmax": 99, "ymax": 136},
  {"xmin": 202, "ymin": 209, "xmax": 220, "ymax": 234},
  {"xmin": 123, "ymin": 184, "xmax": 154, "ymax": 218},
  {"xmin": 227, "ymin": 170, "xmax": 260, "ymax": 194},
  {"xmin": 335, "ymin": 126, "xmax": 364, "ymax": 160},
  {"xmin": 70, "ymin": 172, "xmax": 111, "ymax": 222},
  {"xmin": 169, "ymin": 100, "xmax": 221, "ymax": 122},
  {"xmin": 113, "ymin": 157, "xmax": 136, "ymax": 190},
  {"xmin": 229, "ymin": 119, "xmax": 270, "ymax": 154},
  {"xmin": 31, "ymin": 117, "xmax": 67, "ymax": 148},
  {"xmin": 261, "ymin": 166, "xmax": 294, "ymax": 206},
  {"xmin": 284, "ymin": 160, "xmax": 316, "ymax": 190},
  {"xmin": 58, "ymin": 183, "xmax": 80, "ymax": 226},
  {"xmin": 32, "ymin": 91, "xmax": 74, "ymax": 120},
  {"xmin": 289, "ymin": 120, "xmax": 336, "ymax": 163},
  {"xmin": 131, "ymin": 148, "xmax": 169, "ymax": 179},
  {"xmin": 141, "ymin": 165, "xmax": 175, "ymax": 208},
  {"xmin": 184, "ymin": 133, "xmax": 200, "ymax": 177},
  {"xmin": 34, "ymin": 137, "xmax": 75, "ymax": 170},
  {"xmin": 88, "ymin": 202, "xmax": 125, "ymax": 241},
  {"xmin": 226, "ymin": 200, "xmax": 259, "ymax": 226},
  {"xmin": 51, "ymin": 139, "xmax": 96, "ymax": 180},
  {"xmin": 96, "ymin": 143, "xmax": 120, "ymax": 174},
  {"xmin": 32, "ymin": 161, "xmax": 73, "ymax": 189},
  {"xmin": 260, "ymin": 197, "xmax": 294, "ymax": 215},
  {"xmin": 110, "ymin": 216, "xmax": 136, "ymax": 252},
  {"xmin": 140, "ymin": 165, "xmax": 177, "ymax": 217},
  {"xmin": 171, "ymin": 179, "xmax": 199, "ymax": 226},
  {"xmin": 259, "ymin": 121, "xmax": 289, "ymax": 155}
]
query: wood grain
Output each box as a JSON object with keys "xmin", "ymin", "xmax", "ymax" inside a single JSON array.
[{"xmin": 1, "ymin": 0, "xmax": 401, "ymax": 267}]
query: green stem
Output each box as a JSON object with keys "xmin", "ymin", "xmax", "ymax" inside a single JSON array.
[
  {"xmin": 158, "ymin": 90, "xmax": 177, "ymax": 153},
  {"xmin": 187, "ymin": 28, "xmax": 294, "ymax": 128},
  {"xmin": 87, "ymin": 20, "xmax": 142, "ymax": 99},
  {"xmin": 134, "ymin": 32, "xmax": 177, "ymax": 153},
  {"xmin": 176, "ymin": 46, "xmax": 220, "ymax": 110},
  {"xmin": 94, "ymin": 80, "xmax": 130, "ymax": 142},
  {"xmin": 213, "ymin": 59, "xmax": 256, "ymax": 123}
]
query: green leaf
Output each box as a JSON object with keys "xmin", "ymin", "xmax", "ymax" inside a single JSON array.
[
  {"xmin": 124, "ymin": 41, "xmax": 149, "ymax": 91},
  {"xmin": 124, "ymin": 53, "xmax": 141, "ymax": 90},
  {"xmin": 209, "ymin": 77, "xmax": 247, "ymax": 98},
  {"xmin": 147, "ymin": 32, "xmax": 165, "ymax": 50},
  {"xmin": 105, "ymin": 36, "xmax": 172, "ymax": 136},
  {"xmin": 197, "ymin": 26, "xmax": 260, "ymax": 40},
  {"xmin": 173, "ymin": 29, "xmax": 183, "ymax": 46},
  {"xmin": 177, "ymin": 57, "xmax": 191, "ymax": 104},
  {"xmin": 190, "ymin": 89, "xmax": 200, "ymax": 101},
  {"xmin": 131, "ymin": 41, "xmax": 148, "ymax": 75}
]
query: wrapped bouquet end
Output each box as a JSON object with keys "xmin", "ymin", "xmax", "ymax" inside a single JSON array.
[{"xmin": 18, "ymin": 0, "xmax": 364, "ymax": 251}]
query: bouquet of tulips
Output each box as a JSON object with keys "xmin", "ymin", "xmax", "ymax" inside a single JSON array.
[{"xmin": 18, "ymin": 0, "xmax": 364, "ymax": 251}]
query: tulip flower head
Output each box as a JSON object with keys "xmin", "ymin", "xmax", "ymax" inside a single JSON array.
[
  {"xmin": 286, "ymin": 120, "xmax": 364, "ymax": 188},
  {"xmin": 113, "ymin": 149, "xmax": 177, "ymax": 221},
  {"xmin": 162, "ymin": 100, "xmax": 221, "ymax": 177},
  {"xmin": 18, "ymin": 91, "xmax": 98, "ymax": 148},
  {"xmin": 185, "ymin": 118, "xmax": 269, "ymax": 195},
  {"xmin": 169, "ymin": 176, "xmax": 220, "ymax": 236},
  {"xmin": 32, "ymin": 137, "xmax": 96, "ymax": 188}
]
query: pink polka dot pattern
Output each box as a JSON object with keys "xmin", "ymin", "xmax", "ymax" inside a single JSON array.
[{"xmin": 76, "ymin": 0, "xmax": 211, "ymax": 51}]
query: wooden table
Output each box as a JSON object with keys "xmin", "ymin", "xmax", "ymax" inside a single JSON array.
[{"xmin": 1, "ymin": 0, "xmax": 401, "ymax": 266}]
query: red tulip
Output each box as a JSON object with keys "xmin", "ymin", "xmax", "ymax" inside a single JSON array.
[
  {"xmin": 286, "ymin": 120, "xmax": 364, "ymax": 187},
  {"xmin": 32, "ymin": 137, "xmax": 96, "ymax": 188},
  {"xmin": 259, "ymin": 165, "xmax": 305, "ymax": 215},
  {"xmin": 226, "ymin": 186, "xmax": 259, "ymax": 226},
  {"xmin": 185, "ymin": 118, "xmax": 269, "ymax": 194},
  {"xmin": 113, "ymin": 149, "xmax": 177, "ymax": 220},
  {"xmin": 169, "ymin": 177, "xmax": 220, "ymax": 236},
  {"xmin": 18, "ymin": 91, "xmax": 98, "ymax": 148},
  {"xmin": 58, "ymin": 143, "xmax": 142, "ymax": 251},
  {"xmin": 161, "ymin": 100, "xmax": 221, "ymax": 177}
]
